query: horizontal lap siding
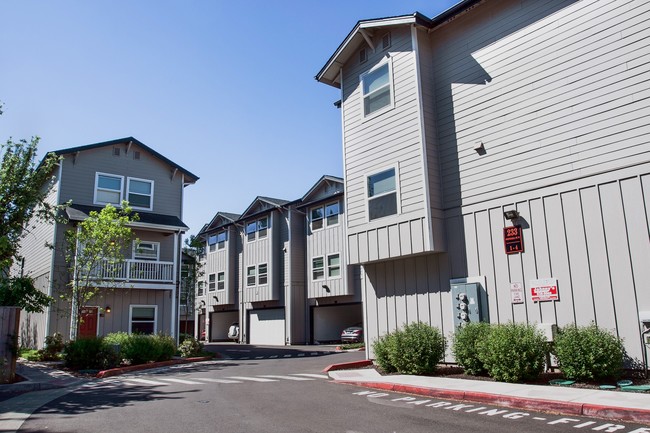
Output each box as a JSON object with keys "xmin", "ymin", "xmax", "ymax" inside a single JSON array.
[{"xmin": 431, "ymin": 0, "xmax": 650, "ymax": 208}]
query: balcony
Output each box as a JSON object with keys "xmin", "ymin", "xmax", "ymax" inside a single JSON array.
[{"xmin": 90, "ymin": 259, "xmax": 174, "ymax": 283}]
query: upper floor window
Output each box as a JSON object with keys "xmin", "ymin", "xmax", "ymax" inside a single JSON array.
[
  {"xmin": 311, "ymin": 202, "xmax": 340, "ymax": 231},
  {"xmin": 197, "ymin": 281, "xmax": 204, "ymax": 296},
  {"xmin": 217, "ymin": 232, "xmax": 227, "ymax": 249},
  {"xmin": 246, "ymin": 218, "xmax": 269, "ymax": 242},
  {"xmin": 361, "ymin": 59, "xmax": 393, "ymax": 117},
  {"xmin": 310, "ymin": 207, "xmax": 324, "ymax": 231},
  {"xmin": 258, "ymin": 263, "xmax": 268, "ymax": 285},
  {"xmin": 258, "ymin": 217, "xmax": 268, "ymax": 239},
  {"xmin": 133, "ymin": 241, "xmax": 159, "ymax": 261},
  {"xmin": 312, "ymin": 256, "xmax": 324, "ymax": 281},
  {"xmin": 94, "ymin": 173, "xmax": 123, "ymax": 206},
  {"xmin": 208, "ymin": 273, "xmax": 216, "ymax": 291},
  {"xmin": 328, "ymin": 254, "xmax": 341, "ymax": 278},
  {"xmin": 217, "ymin": 272, "xmax": 225, "ymax": 291},
  {"xmin": 325, "ymin": 202, "xmax": 340, "ymax": 226},
  {"xmin": 246, "ymin": 222, "xmax": 257, "ymax": 242},
  {"xmin": 246, "ymin": 266, "xmax": 256, "ymax": 286},
  {"xmin": 127, "ymin": 177, "xmax": 154, "ymax": 210},
  {"xmin": 208, "ymin": 235, "xmax": 217, "ymax": 252},
  {"xmin": 367, "ymin": 167, "xmax": 398, "ymax": 221}
]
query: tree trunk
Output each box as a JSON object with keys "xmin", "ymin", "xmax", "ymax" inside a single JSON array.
[{"xmin": 0, "ymin": 307, "xmax": 20, "ymax": 383}]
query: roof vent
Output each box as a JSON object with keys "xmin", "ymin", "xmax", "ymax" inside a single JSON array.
[
  {"xmin": 382, "ymin": 32, "xmax": 391, "ymax": 50},
  {"xmin": 359, "ymin": 48, "xmax": 367, "ymax": 64},
  {"xmin": 133, "ymin": 151, "xmax": 141, "ymax": 160},
  {"xmin": 113, "ymin": 147, "xmax": 120, "ymax": 156}
]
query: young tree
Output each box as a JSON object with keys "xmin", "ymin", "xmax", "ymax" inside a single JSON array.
[
  {"xmin": 179, "ymin": 235, "xmax": 204, "ymax": 335},
  {"xmin": 64, "ymin": 202, "xmax": 138, "ymax": 340}
]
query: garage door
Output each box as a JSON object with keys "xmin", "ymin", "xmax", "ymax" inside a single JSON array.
[
  {"xmin": 312, "ymin": 303, "xmax": 362, "ymax": 343},
  {"xmin": 248, "ymin": 309, "xmax": 285, "ymax": 345},
  {"xmin": 210, "ymin": 311, "xmax": 239, "ymax": 341}
]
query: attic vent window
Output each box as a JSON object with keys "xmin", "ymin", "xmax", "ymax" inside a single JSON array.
[
  {"xmin": 359, "ymin": 48, "xmax": 367, "ymax": 64},
  {"xmin": 133, "ymin": 151, "xmax": 141, "ymax": 160},
  {"xmin": 382, "ymin": 32, "xmax": 391, "ymax": 50},
  {"xmin": 113, "ymin": 148, "xmax": 120, "ymax": 156}
]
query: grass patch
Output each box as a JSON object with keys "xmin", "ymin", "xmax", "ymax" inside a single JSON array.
[
  {"xmin": 339, "ymin": 342, "xmax": 365, "ymax": 350},
  {"xmin": 19, "ymin": 349, "xmax": 41, "ymax": 361}
]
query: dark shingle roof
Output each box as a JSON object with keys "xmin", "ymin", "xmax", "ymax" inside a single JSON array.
[{"xmin": 66, "ymin": 204, "xmax": 189, "ymax": 231}]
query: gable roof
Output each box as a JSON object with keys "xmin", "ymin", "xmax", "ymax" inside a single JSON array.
[
  {"xmin": 299, "ymin": 175, "xmax": 344, "ymax": 208},
  {"xmin": 198, "ymin": 211, "xmax": 241, "ymax": 235},
  {"xmin": 316, "ymin": 1, "xmax": 483, "ymax": 87},
  {"xmin": 50, "ymin": 137, "xmax": 199, "ymax": 184},
  {"xmin": 239, "ymin": 196, "xmax": 294, "ymax": 220}
]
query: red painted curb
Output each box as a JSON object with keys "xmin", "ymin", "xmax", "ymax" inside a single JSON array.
[
  {"xmin": 334, "ymin": 381, "xmax": 650, "ymax": 425},
  {"xmin": 322, "ymin": 360, "xmax": 373, "ymax": 373},
  {"xmin": 96, "ymin": 356, "xmax": 214, "ymax": 379}
]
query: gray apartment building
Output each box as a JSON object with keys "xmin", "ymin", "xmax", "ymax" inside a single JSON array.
[{"xmin": 316, "ymin": 0, "xmax": 650, "ymax": 365}]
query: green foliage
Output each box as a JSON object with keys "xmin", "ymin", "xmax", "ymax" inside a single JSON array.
[
  {"xmin": 63, "ymin": 338, "xmax": 120, "ymax": 370},
  {"xmin": 178, "ymin": 336, "xmax": 204, "ymax": 358},
  {"xmin": 451, "ymin": 322, "xmax": 491, "ymax": 375},
  {"xmin": 19, "ymin": 348, "xmax": 41, "ymax": 361},
  {"xmin": 103, "ymin": 331, "xmax": 130, "ymax": 347},
  {"xmin": 120, "ymin": 334, "xmax": 176, "ymax": 365},
  {"xmin": 554, "ymin": 323, "xmax": 624, "ymax": 381},
  {"xmin": 372, "ymin": 332, "xmax": 397, "ymax": 373},
  {"xmin": 478, "ymin": 322, "xmax": 547, "ymax": 383},
  {"xmin": 39, "ymin": 333, "xmax": 65, "ymax": 361},
  {"xmin": 0, "ymin": 276, "xmax": 52, "ymax": 312},
  {"xmin": 339, "ymin": 342, "xmax": 365, "ymax": 350},
  {"xmin": 64, "ymin": 203, "xmax": 138, "ymax": 336},
  {"xmin": 373, "ymin": 322, "xmax": 446, "ymax": 375}
]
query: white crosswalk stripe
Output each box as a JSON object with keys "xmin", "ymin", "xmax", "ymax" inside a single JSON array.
[
  {"xmin": 193, "ymin": 377, "xmax": 243, "ymax": 384},
  {"xmin": 159, "ymin": 378, "xmax": 204, "ymax": 385},
  {"xmin": 258, "ymin": 375, "xmax": 314, "ymax": 381},
  {"xmin": 123, "ymin": 378, "xmax": 169, "ymax": 386},
  {"xmin": 226, "ymin": 376, "xmax": 278, "ymax": 382},
  {"xmin": 291, "ymin": 373, "xmax": 329, "ymax": 379}
]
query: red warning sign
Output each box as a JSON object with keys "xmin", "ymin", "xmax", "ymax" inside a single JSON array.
[{"xmin": 530, "ymin": 278, "xmax": 559, "ymax": 302}]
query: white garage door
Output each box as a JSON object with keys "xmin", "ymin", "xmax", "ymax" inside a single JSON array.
[
  {"xmin": 313, "ymin": 303, "xmax": 362, "ymax": 343},
  {"xmin": 249, "ymin": 309, "xmax": 285, "ymax": 345},
  {"xmin": 210, "ymin": 311, "xmax": 239, "ymax": 341}
]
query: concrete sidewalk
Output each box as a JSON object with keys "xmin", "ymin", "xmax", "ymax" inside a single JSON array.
[{"xmin": 327, "ymin": 368, "xmax": 650, "ymax": 425}]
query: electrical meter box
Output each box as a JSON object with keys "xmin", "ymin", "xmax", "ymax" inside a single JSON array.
[{"xmin": 451, "ymin": 282, "xmax": 487, "ymax": 328}]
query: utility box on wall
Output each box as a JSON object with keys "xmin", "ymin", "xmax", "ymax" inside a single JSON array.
[{"xmin": 451, "ymin": 282, "xmax": 487, "ymax": 328}]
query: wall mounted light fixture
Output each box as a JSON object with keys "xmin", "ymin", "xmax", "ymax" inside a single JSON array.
[
  {"xmin": 105, "ymin": 306, "xmax": 111, "ymax": 313},
  {"xmin": 322, "ymin": 285, "xmax": 330, "ymax": 293},
  {"xmin": 503, "ymin": 210, "xmax": 519, "ymax": 220}
]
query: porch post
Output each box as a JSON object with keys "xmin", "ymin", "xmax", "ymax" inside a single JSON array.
[{"xmin": 171, "ymin": 230, "xmax": 179, "ymax": 340}]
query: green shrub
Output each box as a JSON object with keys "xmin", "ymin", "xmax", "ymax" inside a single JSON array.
[
  {"xmin": 63, "ymin": 338, "xmax": 120, "ymax": 370},
  {"xmin": 554, "ymin": 323, "xmax": 624, "ymax": 381},
  {"xmin": 120, "ymin": 334, "xmax": 175, "ymax": 364},
  {"xmin": 178, "ymin": 333, "xmax": 192, "ymax": 344},
  {"xmin": 372, "ymin": 332, "xmax": 397, "ymax": 373},
  {"xmin": 39, "ymin": 333, "xmax": 65, "ymax": 361},
  {"xmin": 373, "ymin": 322, "xmax": 446, "ymax": 375},
  {"xmin": 178, "ymin": 337, "xmax": 203, "ymax": 358},
  {"xmin": 20, "ymin": 348, "xmax": 41, "ymax": 361},
  {"xmin": 104, "ymin": 332, "xmax": 130, "ymax": 347},
  {"xmin": 478, "ymin": 322, "xmax": 547, "ymax": 383},
  {"xmin": 452, "ymin": 322, "xmax": 491, "ymax": 375}
]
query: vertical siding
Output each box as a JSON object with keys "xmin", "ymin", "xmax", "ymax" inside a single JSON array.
[{"xmin": 241, "ymin": 211, "xmax": 275, "ymax": 303}]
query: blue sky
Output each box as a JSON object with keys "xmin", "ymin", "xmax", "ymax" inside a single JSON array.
[{"xmin": 1, "ymin": 1, "xmax": 459, "ymax": 236}]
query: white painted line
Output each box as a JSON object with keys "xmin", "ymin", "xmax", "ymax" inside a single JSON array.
[
  {"xmin": 258, "ymin": 375, "xmax": 314, "ymax": 381},
  {"xmin": 123, "ymin": 378, "xmax": 169, "ymax": 386},
  {"xmin": 159, "ymin": 378, "xmax": 203, "ymax": 385},
  {"xmin": 291, "ymin": 373, "xmax": 329, "ymax": 379},
  {"xmin": 239, "ymin": 357, "xmax": 250, "ymax": 360},
  {"xmin": 269, "ymin": 355, "xmax": 278, "ymax": 358},
  {"xmin": 297, "ymin": 354, "xmax": 305, "ymax": 357},
  {"xmin": 255, "ymin": 356, "xmax": 264, "ymax": 359},
  {"xmin": 226, "ymin": 376, "xmax": 278, "ymax": 382},
  {"xmin": 310, "ymin": 352, "xmax": 318, "ymax": 355},
  {"xmin": 194, "ymin": 377, "xmax": 243, "ymax": 384},
  {"xmin": 283, "ymin": 355, "xmax": 291, "ymax": 358}
]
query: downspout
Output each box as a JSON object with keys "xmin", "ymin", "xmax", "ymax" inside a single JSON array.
[
  {"xmin": 171, "ymin": 230, "xmax": 180, "ymax": 341},
  {"xmin": 46, "ymin": 161, "xmax": 63, "ymax": 340},
  {"xmin": 285, "ymin": 208, "xmax": 291, "ymax": 345}
]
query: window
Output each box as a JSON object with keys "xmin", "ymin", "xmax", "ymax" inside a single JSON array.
[
  {"xmin": 312, "ymin": 257, "xmax": 324, "ymax": 281},
  {"xmin": 127, "ymin": 177, "xmax": 154, "ymax": 210},
  {"xmin": 133, "ymin": 241, "xmax": 159, "ymax": 261},
  {"xmin": 94, "ymin": 173, "xmax": 123, "ymax": 206},
  {"xmin": 246, "ymin": 222, "xmax": 256, "ymax": 242},
  {"xmin": 310, "ymin": 207, "xmax": 324, "ymax": 231},
  {"xmin": 382, "ymin": 32, "xmax": 391, "ymax": 50},
  {"xmin": 258, "ymin": 217, "xmax": 268, "ymax": 239},
  {"xmin": 197, "ymin": 281, "xmax": 204, "ymax": 296},
  {"xmin": 325, "ymin": 202, "xmax": 339, "ymax": 226},
  {"xmin": 367, "ymin": 168, "xmax": 398, "ymax": 220},
  {"xmin": 258, "ymin": 263, "xmax": 268, "ymax": 285},
  {"xmin": 246, "ymin": 266, "xmax": 256, "ymax": 286},
  {"xmin": 217, "ymin": 232, "xmax": 227, "ymax": 249},
  {"xmin": 113, "ymin": 147, "xmax": 120, "ymax": 156},
  {"xmin": 208, "ymin": 235, "xmax": 217, "ymax": 252},
  {"xmin": 217, "ymin": 272, "xmax": 225, "ymax": 291},
  {"xmin": 361, "ymin": 60, "xmax": 393, "ymax": 117},
  {"xmin": 130, "ymin": 305, "xmax": 157, "ymax": 334},
  {"xmin": 208, "ymin": 273, "xmax": 216, "ymax": 291},
  {"xmin": 328, "ymin": 254, "xmax": 341, "ymax": 277}
]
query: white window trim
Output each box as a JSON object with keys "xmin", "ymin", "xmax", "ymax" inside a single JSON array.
[
  {"xmin": 94, "ymin": 172, "xmax": 124, "ymax": 206},
  {"xmin": 310, "ymin": 206, "xmax": 324, "ymax": 232},
  {"xmin": 126, "ymin": 176, "xmax": 154, "ymax": 211},
  {"xmin": 128, "ymin": 304, "xmax": 158, "ymax": 335},
  {"xmin": 246, "ymin": 222, "xmax": 257, "ymax": 242},
  {"xmin": 360, "ymin": 56, "xmax": 395, "ymax": 121},
  {"xmin": 217, "ymin": 272, "xmax": 225, "ymax": 291},
  {"xmin": 325, "ymin": 201, "xmax": 340, "ymax": 228},
  {"xmin": 258, "ymin": 263, "xmax": 268, "ymax": 285},
  {"xmin": 132, "ymin": 240, "xmax": 160, "ymax": 261},
  {"xmin": 327, "ymin": 253, "xmax": 342, "ymax": 279},
  {"xmin": 312, "ymin": 256, "xmax": 325, "ymax": 282},
  {"xmin": 257, "ymin": 217, "xmax": 268, "ymax": 239},
  {"xmin": 365, "ymin": 163, "xmax": 401, "ymax": 223},
  {"xmin": 246, "ymin": 266, "xmax": 256, "ymax": 287}
]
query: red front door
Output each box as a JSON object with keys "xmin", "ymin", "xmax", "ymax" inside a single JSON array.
[{"xmin": 78, "ymin": 307, "xmax": 98, "ymax": 339}]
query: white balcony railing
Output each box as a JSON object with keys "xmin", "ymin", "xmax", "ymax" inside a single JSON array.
[{"xmin": 90, "ymin": 259, "xmax": 174, "ymax": 283}]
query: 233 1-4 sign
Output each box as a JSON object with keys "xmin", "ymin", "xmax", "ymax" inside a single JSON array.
[{"xmin": 504, "ymin": 225, "xmax": 524, "ymax": 254}]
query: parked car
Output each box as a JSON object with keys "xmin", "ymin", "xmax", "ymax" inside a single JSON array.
[{"xmin": 341, "ymin": 323, "xmax": 363, "ymax": 343}]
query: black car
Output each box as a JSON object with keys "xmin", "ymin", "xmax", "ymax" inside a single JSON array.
[{"xmin": 341, "ymin": 323, "xmax": 363, "ymax": 343}]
